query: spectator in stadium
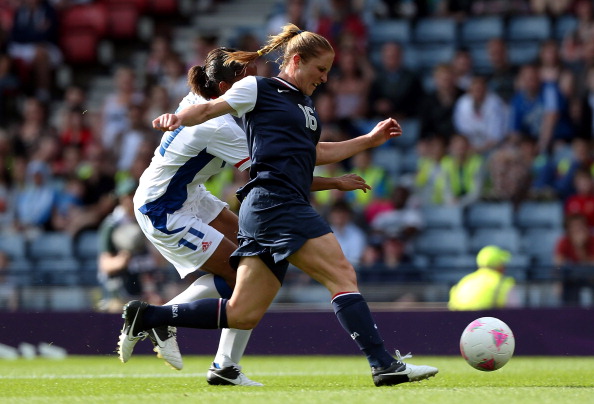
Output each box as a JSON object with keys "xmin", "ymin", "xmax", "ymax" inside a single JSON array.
[
  {"xmin": 144, "ymin": 85, "xmax": 172, "ymax": 126},
  {"xmin": 10, "ymin": 97, "xmax": 55, "ymax": 160},
  {"xmin": 451, "ymin": 48, "xmax": 473, "ymax": 92},
  {"xmin": 564, "ymin": 168, "xmax": 594, "ymax": 228},
  {"xmin": 160, "ymin": 52, "xmax": 191, "ymax": 105},
  {"xmin": 413, "ymin": 133, "xmax": 448, "ymax": 206},
  {"xmin": 145, "ymin": 35, "xmax": 175, "ymax": 87},
  {"xmin": 14, "ymin": 159, "xmax": 58, "ymax": 237},
  {"xmin": 7, "ymin": 0, "xmax": 61, "ymax": 101},
  {"xmin": 483, "ymin": 136, "xmax": 546, "ymax": 206},
  {"xmin": 0, "ymin": 52, "xmax": 20, "ymax": 126},
  {"xmin": 63, "ymin": 142, "xmax": 116, "ymax": 236},
  {"xmin": 100, "ymin": 66, "xmax": 144, "ymax": 150},
  {"xmin": 509, "ymin": 63, "xmax": 575, "ymax": 154},
  {"xmin": 433, "ymin": 133, "xmax": 485, "ymax": 208},
  {"xmin": 419, "ymin": 63, "xmax": 461, "ymax": 142},
  {"xmin": 140, "ymin": 24, "xmax": 438, "ymax": 387},
  {"xmin": 267, "ymin": 0, "xmax": 313, "ymax": 36},
  {"xmin": 313, "ymin": 0, "xmax": 368, "ymax": 58},
  {"xmin": 327, "ymin": 45, "xmax": 374, "ymax": 121},
  {"xmin": 448, "ymin": 245, "xmax": 519, "ymax": 311},
  {"xmin": 327, "ymin": 199, "xmax": 367, "ymax": 267},
  {"xmin": 97, "ymin": 178, "xmax": 160, "ymax": 313},
  {"xmin": 554, "ymin": 213, "xmax": 594, "ymax": 306},
  {"xmin": 530, "ymin": 0, "xmax": 572, "ymax": 16},
  {"xmin": 486, "ymin": 38, "xmax": 517, "ymax": 103},
  {"xmin": 58, "ymin": 105, "xmax": 93, "ymax": 158},
  {"xmin": 538, "ymin": 39, "xmax": 564, "ymax": 84},
  {"xmin": 368, "ymin": 41, "xmax": 424, "ymax": 120},
  {"xmin": 577, "ymin": 66, "xmax": 594, "ymax": 139},
  {"xmin": 453, "ymin": 75, "xmax": 509, "ymax": 155},
  {"xmin": 561, "ymin": 0, "xmax": 594, "ymax": 67},
  {"xmin": 370, "ymin": 184, "xmax": 424, "ymax": 252},
  {"xmin": 554, "ymin": 137, "xmax": 594, "ymax": 201},
  {"xmin": 112, "ymin": 104, "xmax": 155, "ymax": 175},
  {"xmin": 347, "ymin": 148, "xmax": 392, "ymax": 222}
]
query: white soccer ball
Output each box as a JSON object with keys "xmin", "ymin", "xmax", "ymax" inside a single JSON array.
[{"xmin": 459, "ymin": 316, "xmax": 515, "ymax": 371}]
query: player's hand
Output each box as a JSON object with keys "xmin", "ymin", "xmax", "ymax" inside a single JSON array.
[
  {"xmin": 334, "ymin": 174, "xmax": 371, "ymax": 193},
  {"xmin": 367, "ymin": 118, "xmax": 402, "ymax": 147},
  {"xmin": 153, "ymin": 113, "xmax": 181, "ymax": 131}
]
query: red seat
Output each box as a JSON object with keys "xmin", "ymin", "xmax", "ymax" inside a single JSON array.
[
  {"xmin": 106, "ymin": 4, "xmax": 139, "ymax": 39},
  {"xmin": 60, "ymin": 28, "xmax": 99, "ymax": 64},
  {"xmin": 60, "ymin": 4, "xmax": 109, "ymax": 37},
  {"xmin": 101, "ymin": 0, "xmax": 149, "ymax": 13},
  {"xmin": 148, "ymin": 0, "xmax": 178, "ymax": 14}
]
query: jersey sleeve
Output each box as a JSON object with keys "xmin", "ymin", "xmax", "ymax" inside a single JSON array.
[
  {"xmin": 221, "ymin": 76, "xmax": 258, "ymax": 118},
  {"xmin": 208, "ymin": 120, "xmax": 251, "ymax": 171}
]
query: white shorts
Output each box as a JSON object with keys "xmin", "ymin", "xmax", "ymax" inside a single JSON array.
[
  {"xmin": 135, "ymin": 187, "xmax": 228, "ymax": 279},
  {"xmin": 8, "ymin": 42, "xmax": 63, "ymax": 66}
]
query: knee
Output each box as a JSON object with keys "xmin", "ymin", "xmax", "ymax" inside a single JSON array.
[{"xmin": 226, "ymin": 307, "xmax": 264, "ymax": 330}]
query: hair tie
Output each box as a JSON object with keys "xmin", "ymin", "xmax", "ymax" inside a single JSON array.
[
  {"xmin": 257, "ymin": 49, "xmax": 263, "ymax": 56},
  {"xmin": 296, "ymin": 29, "xmax": 304, "ymax": 34}
]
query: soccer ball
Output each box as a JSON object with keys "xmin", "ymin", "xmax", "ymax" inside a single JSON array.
[{"xmin": 459, "ymin": 317, "xmax": 515, "ymax": 371}]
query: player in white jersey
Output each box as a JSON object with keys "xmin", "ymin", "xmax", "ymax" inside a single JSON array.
[{"xmin": 118, "ymin": 47, "xmax": 371, "ymax": 386}]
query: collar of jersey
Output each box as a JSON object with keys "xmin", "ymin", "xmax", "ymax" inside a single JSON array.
[{"xmin": 272, "ymin": 77, "xmax": 298, "ymax": 91}]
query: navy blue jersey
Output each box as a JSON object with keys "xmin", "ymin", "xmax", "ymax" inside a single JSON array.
[{"xmin": 222, "ymin": 76, "xmax": 321, "ymax": 202}]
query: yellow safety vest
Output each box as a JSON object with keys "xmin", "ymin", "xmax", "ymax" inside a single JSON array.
[
  {"xmin": 448, "ymin": 267, "xmax": 515, "ymax": 311},
  {"xmin": 433, "ymin": 154, "xmax": 483, "ymax": 204},
  {"xmin": 350, "ymin": 166, "xmax": 390, "ymax": 207}
]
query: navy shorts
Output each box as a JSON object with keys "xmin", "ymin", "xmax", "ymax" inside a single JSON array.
[{"xmin": 230, "ymin": 188, "xmax": 332, "ymax": 284}]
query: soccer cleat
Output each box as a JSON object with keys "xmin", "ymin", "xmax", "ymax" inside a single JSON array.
[
  {"xmin": 206, "ymin": 362, "xmax": 264, "ymax": 386},
  {"xmin": 148, "ymin": 326, "xmax": 183, "ymax": 370},
  {"xmin": 117, "ymin": 300, "xmax": 149, "ymax": 363},
  {"xmin": 371, "ymin": 351, "xmax": 438, "ymax": 387}
]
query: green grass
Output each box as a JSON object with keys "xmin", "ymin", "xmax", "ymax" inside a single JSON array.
[{"xmin": 1, "ymin": 355, "xmax": 593, "ymax": 404}]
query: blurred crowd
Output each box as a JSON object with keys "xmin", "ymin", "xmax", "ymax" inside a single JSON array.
[{"xmin": 1, "ymin": 0, "xmax": 594, "ymax": 309}]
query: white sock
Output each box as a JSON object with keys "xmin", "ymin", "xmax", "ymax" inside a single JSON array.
[
  {"xmin": 165, "ymin": 273, "xmax": 221, "ymax": 304},
  {"xmin": 214, "ymin": 328, "xmax": 253, "ymax": 367},
  {"xmin": 165, "ymin": 273, "xmax": 253, "ymax": 367}
]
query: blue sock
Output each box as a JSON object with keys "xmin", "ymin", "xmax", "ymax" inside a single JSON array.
[
  {"xmin": 331, "ymin": 292, "xmax": 394, "ymax": 368},
  {"xmin": 143, "ymin": 298, "xmax": 228, "ymax": 329},
  {"xmin": 213, "ymin": 275, "xmax": 233, "ymax": 299}
]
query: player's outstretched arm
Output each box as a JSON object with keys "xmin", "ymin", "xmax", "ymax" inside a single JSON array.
[
  {"xmin": 315, "ymin": 118, "xmax": 402, "ymax": 166},
  {"xmin": 152, "ymin": 98, "xmax": 236, "ymax": 131},
  {"xmin": 311, "ymin": 174, "xmax": 371, "ymax": 193}
]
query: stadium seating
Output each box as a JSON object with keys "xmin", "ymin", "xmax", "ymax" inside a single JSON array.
[
  {"xmin": 60, "ymin": 29, "xmax": 100, "ymax": 64},
  {"xmin": 469, "ymin": 227, "xmax": 522, "ymax": 254},
  {"xmin": 516, "ymin": 201, "xmax": 564, "ymax": 230},
  {"xmin": 554, "ymin": 15, "xmax": 577, "ymax": 40},
  {"xmin": 0, "ymin": 233, "xmax": 27, "ymax": 260},
  {"xmin": 507, "ymin": 15, "xmax": 552, "ymax": 41},
  {"xmin": 460, "ymin": 16, "xmax": 504, "ymax": 45},
  {"xmin": 413, "ymin": 17, "xmax": 458, "ymax": 44},
  {"xmin": 27, "ymin": 232, "xmax": 74, "ymax": 260},
  {"xmin": 369, "ymin": 19, "xmax": 411, "ymax": 46},
  {"xmin": 372, "ymin": 146, "xmax": 401, "ymax": 177},
  {"xmin": 421, "ymin": 205, "xmax": 464, "ymax": 229},
  {"xmin": 35, "ymin": 257, "xmax": 80, "ymax": 286},
  {"xmin": 74, "ymin": 230, "xmax": 99, "ymax": 260},
  {"xmin": 507, "ymin": 41, "xmax": 541, "ymax": 66},
  {"xmin": 466, "ymin": 202, "xmax": 514, "ymax": 229},
  {"xmin": 415, "ymin": 228, "xmax": 469, "ymax": 257},
  {"xmin": 522, "ymin": 228, "xmax": 563, "ymax": 265}
]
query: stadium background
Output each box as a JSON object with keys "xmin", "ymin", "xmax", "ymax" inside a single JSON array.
[{"xmin": 0, "ymin": 0, "xmax": 592, "ymax": 356}]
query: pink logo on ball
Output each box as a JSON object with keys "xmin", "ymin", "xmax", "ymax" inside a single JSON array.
[{"xmin": 489, "ymin": 328, "xmax": 509, "ymax": 350}]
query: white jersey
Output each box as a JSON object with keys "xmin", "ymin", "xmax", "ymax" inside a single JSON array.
[
  {"xmin": 134, "ymin": 92, "xmax": 250, "ymax": 278},
  {"xmin": 134, "ymin": 92, "xmax": 250, "ymax": 218}
]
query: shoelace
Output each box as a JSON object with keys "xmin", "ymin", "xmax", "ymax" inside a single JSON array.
[{"xmin": 395, "ymin": 350, "xmax": 413, "ymax": 362}]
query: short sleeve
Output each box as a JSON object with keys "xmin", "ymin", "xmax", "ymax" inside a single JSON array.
[{"xmin": 222, "ymin": 76, "xmax": 258, "ymax": 118}]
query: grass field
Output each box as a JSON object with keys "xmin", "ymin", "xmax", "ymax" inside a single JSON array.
[{"xmin": 1, "ymin": 355, "xmax": 593, "ymax": 404}]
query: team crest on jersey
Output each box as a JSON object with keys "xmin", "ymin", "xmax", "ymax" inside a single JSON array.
[{"xmin": 202, "ymin": 241, "xmax": 212, "ymax": 252}]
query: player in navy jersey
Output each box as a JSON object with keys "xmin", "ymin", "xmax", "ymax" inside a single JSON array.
[
  {"xmin": 121, "ymin": 24, "xmax": 438, "ymax": 386},
  {"xmin": 118, "ymin": 47, "xmax": 373, "ymax": 386}
]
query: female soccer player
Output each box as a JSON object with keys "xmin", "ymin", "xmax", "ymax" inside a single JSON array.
[
  {"xmin": 119, "ymin": 47, "xmax": 372, "ymax": 386},
  {"xmin": 121, "ymin": 24, "xmax": 438, "ymax": 386}
]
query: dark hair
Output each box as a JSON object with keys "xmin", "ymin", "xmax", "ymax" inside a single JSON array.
[{"xmin": 187, "ymin": 47, "xmax": 246, "ymax": 99}]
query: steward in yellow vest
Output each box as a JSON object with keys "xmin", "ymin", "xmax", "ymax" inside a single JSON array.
[{"xmin": 448, "ymin": 245, "xmax": 516, "ymax": 310}]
